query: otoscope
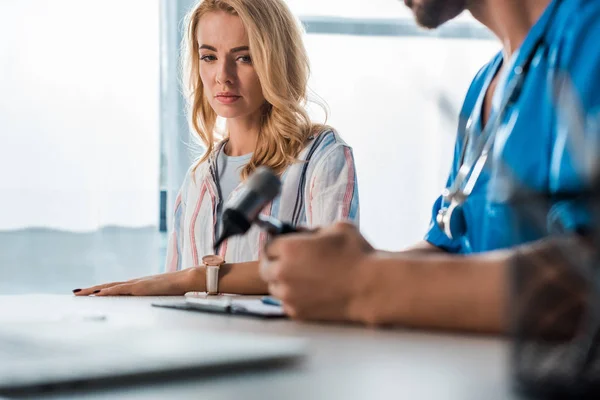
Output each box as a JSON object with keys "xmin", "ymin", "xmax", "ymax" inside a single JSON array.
[{"xmin": 213, "ymin": 166, "xmax": 297, "ymax": 252}]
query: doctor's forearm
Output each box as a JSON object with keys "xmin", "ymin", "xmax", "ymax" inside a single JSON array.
[
  {"xmin": 372, "ymin": 241, "xmax": 444, "ymax": 259},
  {"xmin": 348, "ymin": 250, "xmax": 509, "ymax": 334},
  {"xmin": 402, "ymin": 240, "xmax": 445, "ymax": 255}
]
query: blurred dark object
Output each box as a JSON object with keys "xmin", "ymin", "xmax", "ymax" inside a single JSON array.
[
  {"xmin": 160, "ymin": 190, "xmax": 167, "ymax": 232},
  {"xmin": 510, "ymin": 237, "xmax": 600, "ymax": 398},
  {"xmin": 507, "ymin": 75, "xmax": 600, "ymax": 398}
]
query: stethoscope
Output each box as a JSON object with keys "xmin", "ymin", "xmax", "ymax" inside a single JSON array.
[{"xmin": 435, "ymin": 41, "xmax": 545, "ymax": 241}]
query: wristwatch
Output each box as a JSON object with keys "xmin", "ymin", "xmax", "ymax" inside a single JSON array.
[{"xmin": 202, "ymin": 255, "xmax": 225, "ymax": 294}]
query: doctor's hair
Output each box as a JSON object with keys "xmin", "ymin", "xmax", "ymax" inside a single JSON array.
[{"xmin": 182, "ymin": 0, "xmax": 329, "ymax": 179}]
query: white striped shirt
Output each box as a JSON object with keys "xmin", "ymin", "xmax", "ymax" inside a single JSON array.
[{"xmin": 166, "ymin": 130, "xmax": 359, "ymax": 270}]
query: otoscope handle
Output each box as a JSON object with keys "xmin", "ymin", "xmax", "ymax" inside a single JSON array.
[{"xmin": 278, "ymin": 222, "xmax": 297, "ymax": 235}]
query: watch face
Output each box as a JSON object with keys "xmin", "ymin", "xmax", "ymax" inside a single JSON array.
[{"xmin": 202, "ymin": 255, "xmax": 224, "ymax": 266}]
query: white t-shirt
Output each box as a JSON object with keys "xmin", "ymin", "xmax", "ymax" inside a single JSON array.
[{"xmin": 215, "ymin": 148, "xmax": 252, "ymax": 235}]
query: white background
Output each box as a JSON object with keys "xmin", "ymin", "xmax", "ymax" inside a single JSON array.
[
  {"xmin": 0, "ymin": 0, "xmax": 160, "ymax": 231},
  {"xmin": 0, "ymin": 0, "xmax": 500, "ymax": 250}
]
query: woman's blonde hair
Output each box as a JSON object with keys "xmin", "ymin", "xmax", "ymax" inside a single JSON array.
[{"xmin": 182, "ymin": 0, "xmax": 327, "ymax": 179}]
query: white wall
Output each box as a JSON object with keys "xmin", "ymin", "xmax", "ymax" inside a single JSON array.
[
  {"xmin": 0, "ymin": 0, "xmax": 160, "ymax": 231},
  {"xmin": 287, "ymin": 0, "xmax": 415, "ymax": 19},
  {"xmin": 304, "ymin": 34, "xmax": 500, "ymax": 250},
  {"xmin": 284, "ymin": 1, "xmax": 502, "ymax": 249}
]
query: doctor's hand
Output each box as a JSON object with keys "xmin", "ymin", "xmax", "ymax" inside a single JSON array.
[
  {"xmin": 260, "ymin": 222, "xmax": 375, "ymax": 322},
  {"xmin": 73, "ymin": 268, "xmax": 204, "ymax": 296}
]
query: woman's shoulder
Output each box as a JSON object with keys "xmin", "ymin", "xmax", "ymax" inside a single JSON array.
[
  {"xmin": 187, "ymin": 141, "xmax": 228, "ymax": 181},
  {"xmin": 179, "ymin": 156, "xmax": 211, "ymax": 195},
  {"xmin": 299, "ymin": 126, "xmax": 352, "ymax": 161}
]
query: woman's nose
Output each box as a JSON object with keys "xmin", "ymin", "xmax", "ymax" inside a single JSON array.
[{"xmin": 216, "ymin": 61, "xmax": 235, "ymax": 86}]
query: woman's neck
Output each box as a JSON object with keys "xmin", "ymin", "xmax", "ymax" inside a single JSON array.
[
  {"xmin": 469, "ymin": 0, "xmax": 552, "ymax": 57},
  {"xmin": 224, "ymin": 115, "xmax": 260, "ymax": 156}
]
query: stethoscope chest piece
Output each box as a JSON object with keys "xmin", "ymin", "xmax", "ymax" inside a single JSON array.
[{"xmin": 436, "ymin": 196, "xmax": 467, "ymax": 241}]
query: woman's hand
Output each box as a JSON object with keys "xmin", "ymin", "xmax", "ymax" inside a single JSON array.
[{"xmin": 73, "ymin": 268, "xmax": 205, "ymax": 296}]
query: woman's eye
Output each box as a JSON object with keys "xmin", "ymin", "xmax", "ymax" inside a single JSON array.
[
  {"xmin": 200, "ymin": 54, "xmax": 216, "ymax": 62},
  {"xmin": 237, "ymin": 55, "xmax": 252, "ymax": 64}
]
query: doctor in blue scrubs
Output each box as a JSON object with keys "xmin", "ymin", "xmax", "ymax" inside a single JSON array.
[{"xmin": 260, "ymin": 0, "xmax": 600, "ymax": 333}]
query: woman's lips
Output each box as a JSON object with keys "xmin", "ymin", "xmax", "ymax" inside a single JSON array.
[{"xmin": 215, "ymin": 94, "xmax": 241, "ymax": 104}]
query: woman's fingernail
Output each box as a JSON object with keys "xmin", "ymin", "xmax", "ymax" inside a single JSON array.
[
  {"xmin": 93, "ymin": 290, "xmax": 101, "ymax": 294},
  {"xmin": 72, "ymin": 289, "xmax": 82, "ymax": 293}
]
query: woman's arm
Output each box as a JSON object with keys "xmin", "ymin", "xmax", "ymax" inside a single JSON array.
[
  {"xmin": 74, "ymin": 167, "xmax": 268, "ymax": 296},
  {"xmin": 75, "ymin": 261, "xmax": 268, "ymax": 296},
  {"xmin": 218, "ymin": 261, "xmax": 268, "ymax": 294},
  {"xmin": 305, "ymin": 142, "xmax": 360, "ymax": 227},
  {"xmin": 82, "ymin": 241, "xmax": 442, "ymax": 297}
]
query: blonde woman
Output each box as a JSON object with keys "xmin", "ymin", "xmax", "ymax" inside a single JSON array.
[{"xmin": 74, "ymin": 0, "xmax": 358, "ymax": 297}]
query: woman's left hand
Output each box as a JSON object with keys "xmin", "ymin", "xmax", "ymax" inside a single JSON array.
[{"xmin": 73, "ymin": 268, "xmax": 204, "ymax": 296}]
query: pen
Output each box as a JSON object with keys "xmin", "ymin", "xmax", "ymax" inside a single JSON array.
[{"xmin": 261, "ymin": 296, "xmax": 282, "ymax": 307}]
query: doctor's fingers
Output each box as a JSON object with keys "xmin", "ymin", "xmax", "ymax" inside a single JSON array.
[
  {"xmin": 263, "ymin": 230, "xmax": 320, "ymax": 262},
  {"xmin": 260, "ymin": 257, "xmax": 299, "ymax": 283}
]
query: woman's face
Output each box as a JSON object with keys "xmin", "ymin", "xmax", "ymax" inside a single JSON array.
[{"xmin": 197, "ymin": 11, "xmax": 266, "ymax": 121}]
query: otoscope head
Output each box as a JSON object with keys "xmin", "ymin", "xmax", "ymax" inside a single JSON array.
[{"xmin": 213, "ymin": 167, "xmax": 281, "ymax": 252}]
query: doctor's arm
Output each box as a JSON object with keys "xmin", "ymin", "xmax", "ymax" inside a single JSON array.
[{"xmin": 260, "ymin": 222, "xmax": 587, "ymax": 334}]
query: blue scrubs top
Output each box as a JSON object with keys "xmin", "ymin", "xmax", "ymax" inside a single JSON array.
[{"xmin": 425, "ymin": 0, "xmax": 600, "ymax": 254}]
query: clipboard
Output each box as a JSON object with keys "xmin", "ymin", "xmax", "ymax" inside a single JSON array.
[{"xmin": 151, "ymin": 297, "xmax": 286, "ymax": 319}]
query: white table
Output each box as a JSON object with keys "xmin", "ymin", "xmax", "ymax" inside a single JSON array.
[{"xmin": 0, "ymin": 294, "xmax": 517, "ymax": 400}]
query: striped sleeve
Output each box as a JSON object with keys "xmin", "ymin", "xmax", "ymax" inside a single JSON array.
[
  {"xmin": 305, "ymin": 143, "xmax": 360, "ymax": 228},
  {"xmin": 165, "ymin": 173, "xmax": 191, "ymax": 272}
]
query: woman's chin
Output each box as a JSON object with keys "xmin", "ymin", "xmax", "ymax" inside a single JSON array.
[
  {"xmin": 211, "ymin": 102, "xmax": 264, "ymax": 121},
  {"xmin": 213, "ymin": 106, "xmax": 245, "ymax": 120}
]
